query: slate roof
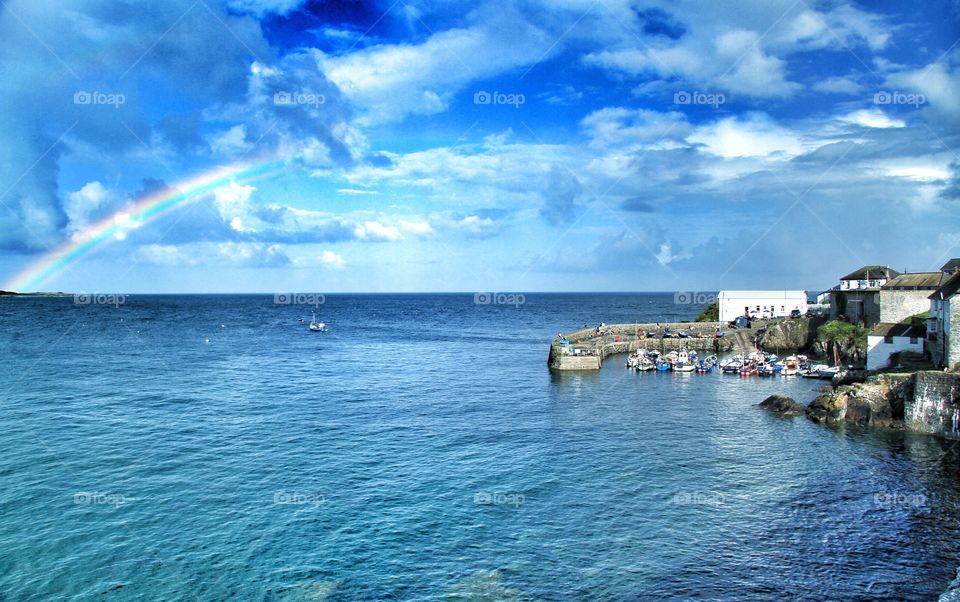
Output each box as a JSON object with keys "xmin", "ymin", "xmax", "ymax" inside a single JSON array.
[
  {"xmin": 930, "ymin": 271, "xmax": 960, "ymax": 300},
  {"xmin": 840, "ymin": 265, "xmax": 900, "ymax": 281},
  {"xmin": 870, "ymin": 322, "xmax": 926, "ymax": 338},
  {"xmin": 882, "ymin": 272, "xmax": 944, "ymax": 290}
]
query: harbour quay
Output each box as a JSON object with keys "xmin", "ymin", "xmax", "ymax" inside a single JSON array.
[{"xmin": 548, "ymin": 321, "xmax": 762, "ymax": 370}]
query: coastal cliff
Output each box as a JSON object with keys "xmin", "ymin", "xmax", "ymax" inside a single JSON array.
[{"xmin": 804, "ymin": 371, "xmax": 960, "ymax": 439}]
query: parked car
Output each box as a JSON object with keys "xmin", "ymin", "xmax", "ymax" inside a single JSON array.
[
  {"xmin": 731, "ymin": 316, "xmax": 751, "ymax": 329},
  {"xmin": 790, "ymin": 309, "xmax": 802, "ymax": 318}
]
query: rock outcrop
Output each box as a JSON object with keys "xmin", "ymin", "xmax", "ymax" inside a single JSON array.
[
  {"xmin": 805, "ymin": 374, "xmax": 914, "ymax": 428},
  {"xmin": 759, "ymin": 394, "xmax": 804, "ymax": 417},
  {"xmin": 808, "ymin": 337, "xmax": 866, "ymax": 366},
  {"xmin": 754, "ymin": 316, "xmax": 825, "ymax": 352}
]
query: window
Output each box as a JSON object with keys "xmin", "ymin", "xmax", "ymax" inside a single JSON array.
[{"xmin": 884, "ymin": 335, "xmax": 893, "ymax": 344}]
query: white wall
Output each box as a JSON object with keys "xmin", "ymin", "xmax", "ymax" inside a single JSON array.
[
  {"xmin": 867, "ymin": 334, "xmax": 924, "ymax": 370},
  {"xmin": 718, "ymin": 291, "xmax": 808, "ymax": 321}
]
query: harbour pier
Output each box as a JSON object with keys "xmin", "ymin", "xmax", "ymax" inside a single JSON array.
[{"xmin": 548, "ymin": 321, "xmax": 761, "ymax": 370}]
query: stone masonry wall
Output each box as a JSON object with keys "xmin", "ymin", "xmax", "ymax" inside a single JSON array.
[
  {"xmin": 879, "ymin": 289, "xmax": 934, "ymax": 324},
  {"xmin": 905, "ymin": 371, "xmax": 960, "ymax": 439}
]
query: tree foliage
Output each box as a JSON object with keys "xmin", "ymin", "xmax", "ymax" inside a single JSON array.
[{"xmin": 695, "ymin": 301, "xmax": 719, "ymax": 322}]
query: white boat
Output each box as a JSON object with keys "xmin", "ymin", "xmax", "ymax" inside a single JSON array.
[
  {"xmin": 636, "ymin": 358, "xmax": 656, "ymax": 371},
  {"xmin": 673, "ymin": 349, "xmax": 695, "ymax": 372},
  {"xmin": 309, "ymin": 312, "xmax": 329, "ymax": 332},
  {"xmin": 801, "ymin": 364, "xmax": 829, "ymax": 378},
  {"xmin": 817, "ymin": 366, "xmax": 841, "ymax": 380},
  {"xmin": 719, "ymin": 354, "xmax": 743, "ymax": 368}
]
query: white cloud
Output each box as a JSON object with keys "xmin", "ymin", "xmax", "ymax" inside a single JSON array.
[
  {"xmin": 399, "ymin": 220, "xmax": 434, "ymax": 236},
  {"xmin": 771, "ymin": 5, "xmax": 891, "ymax": 52},
  {"xmin": 581, "ymin": 107, "xmax": 691, "ymax": 150},
  {"xmin": 317, "ymin": 7, "xmax": 550, "ymax": 123},
  {"xmin": 885, "ymin": 61, "xmax": 960, "ymax": 124},
  {"xmin": 838, "ymin": 109, "xmax": 905, "ymax": 129},
  {"xmin": 452, "ymin": 215, "xmax": 496, "ymax": 236},
  {"xmin": 210, "ymin": 125, "xmax": 253, "ymax": 157},
  {"xmin": 353, "ymin": 221, "xmax": 403, "ymax": 241},
  {"xmin": 65, "ymin": 181, "xmax": 114, "ymax": 235},
  {"xmin": 318, "ymin": 250, "xmax": 345, "ymax": 268},
  {"xmin": 687, "ymin": 115, "xmax": 808, "ymax": 158}
]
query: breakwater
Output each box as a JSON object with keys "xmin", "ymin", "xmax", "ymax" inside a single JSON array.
[{"xmin": 548, "ymin": 321, "xmax": 762, "ymax": 370}]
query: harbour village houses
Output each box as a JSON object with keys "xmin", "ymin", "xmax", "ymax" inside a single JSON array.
[{"xmin": 828, "ymin": 260, "xmax": 960, "ymax": 371}]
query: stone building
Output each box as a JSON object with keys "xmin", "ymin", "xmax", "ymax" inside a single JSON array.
[
  {"xmin": 929, "ymin": 269, "xmax": 960, "ymax": 370},
  {"xmin": 829, "ymin": 265, "xmax": 900, "ymax": 326},
  {"xmin": 879, "ymin": 272, "xmax": 943, "ymax": 323}
]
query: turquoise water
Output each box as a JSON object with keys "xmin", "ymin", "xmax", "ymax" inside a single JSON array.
[{"xmin": 1, "ymin": 293, "xmax": 959, "ymax": 600}]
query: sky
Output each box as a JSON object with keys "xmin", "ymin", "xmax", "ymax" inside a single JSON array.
[{"xmin": 0, "ymin": 0, "xmax": 958, "ymax": 293}]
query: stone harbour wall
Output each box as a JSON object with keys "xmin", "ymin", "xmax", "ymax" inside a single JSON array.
[{"xmin": 906, "ymin": 371, "xmax": 960, "ymax": 439}]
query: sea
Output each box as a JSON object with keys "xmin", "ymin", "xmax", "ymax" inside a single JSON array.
[{"xmin": 1, "ymin": 293, "xmax": 959, "ymax": 601}]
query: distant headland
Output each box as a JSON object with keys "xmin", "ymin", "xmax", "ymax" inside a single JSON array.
[{"xmin": 0, "ymin": 290, "xmax": 70, "ymax": 296}]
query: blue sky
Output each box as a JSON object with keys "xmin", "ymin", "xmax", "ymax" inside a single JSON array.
[{"xmin": 1, "ymin": 0, "xmax": 958, "ymax": 293}]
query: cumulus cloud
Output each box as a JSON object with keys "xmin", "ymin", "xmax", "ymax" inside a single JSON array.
[
  {"xmin": 317, "ymin": 4, "xmax": 551, "ymax": 123},
  {"xmin": 353, "ymin": 221, "xmax": 403, "ymax": 242},
  {"xmin": 317, "ymin": 250, "xmax": 345, "ymax": 269}
]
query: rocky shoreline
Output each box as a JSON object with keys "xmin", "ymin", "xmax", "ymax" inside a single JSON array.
[{"xmin": 760, "ymin": 369, "xmax": 960, "ymax": 439}]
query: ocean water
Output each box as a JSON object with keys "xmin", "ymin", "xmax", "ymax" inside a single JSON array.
[{"xmin": 1, "ymin": 293, "xmax": 959, "ymax": 601}]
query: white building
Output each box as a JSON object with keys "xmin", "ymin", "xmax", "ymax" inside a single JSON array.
[
  {"xmin": 717, "ymin": 290, "xmax": 808, "ymax": 322},
  {"xmin": 867, "ymin": 322, "xmax": 925, "ymax": 370}
]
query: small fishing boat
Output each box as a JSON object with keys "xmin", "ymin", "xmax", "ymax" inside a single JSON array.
[
  {"xmin": 720, "ymin": 355, "xmax": 742, "ymax": 374},
  {"xmin": 802, "ymin": 364, "xmax": 829, "ymax": 378},
  {"xmin": 817, "ymin": 366, "xmax": 841, "ymax": 380},
  {"xmin": 673, "ymin": 350, "xmax": 695, "ymax": 372},
  {"xmin": 695, "ymin": 356, "xmax": 716, "ymax": 373},
  {"xmin": 781, "ymin": 356, "xmax": 800, "ymax": 376},
  {"xmin": 758, "ymin": 362, "xmax": 777, "ymax": 377},
  {"xmin": 636, "ymin": 358, "xmax": 656, "ymax": 371},
  {"xmin": 739, "ymin": 362, "xmax": 757, "ymax": 376}
]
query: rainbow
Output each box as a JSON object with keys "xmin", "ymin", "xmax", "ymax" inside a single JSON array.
[{"xmin": 5, "ymin": 156, "xmax": 292, "ymax": 292}]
